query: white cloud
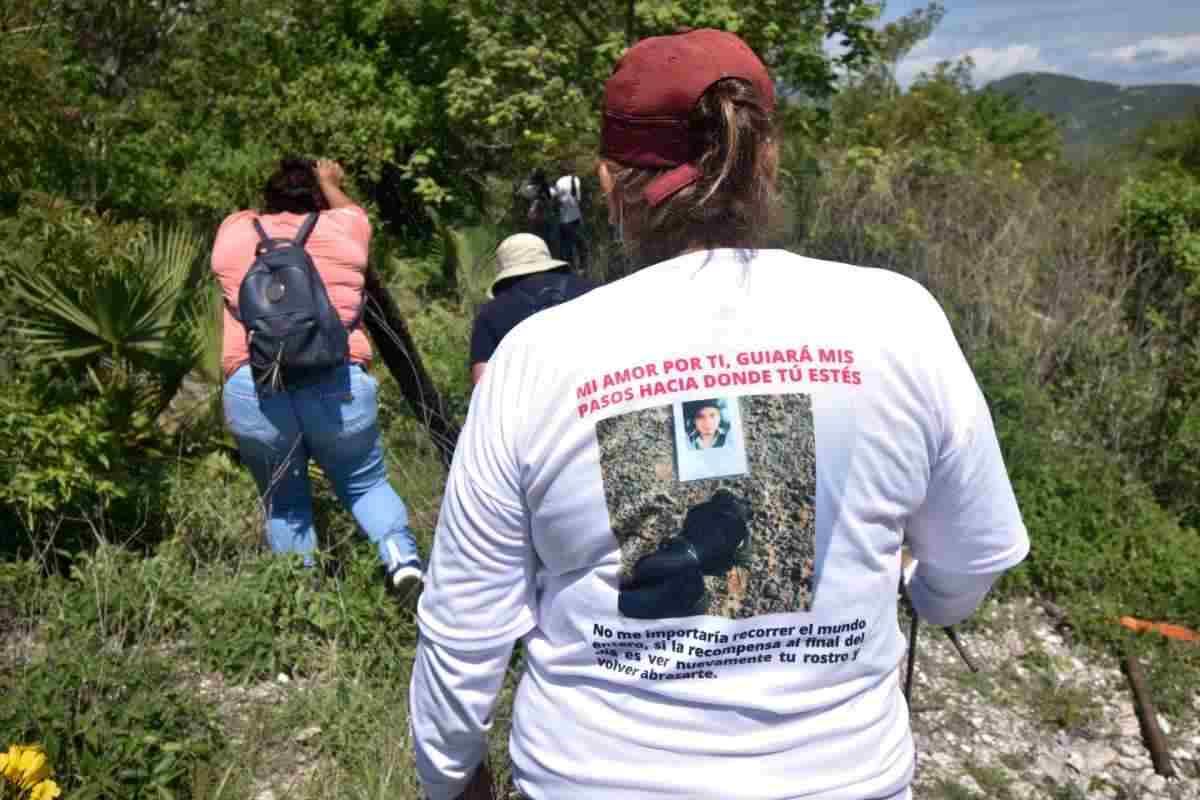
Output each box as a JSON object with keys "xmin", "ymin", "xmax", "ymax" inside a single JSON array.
[
  {"xmin": 962, "ymin": 44, "xmax": 1053, "ymax": 84},
  {"xmin": 896, "ymin": 41, "xmax": 1052, "ymax": 87},
  {"xmin": 1093, "ymin": 34, "xmax": 1200, "ymax": 67}
]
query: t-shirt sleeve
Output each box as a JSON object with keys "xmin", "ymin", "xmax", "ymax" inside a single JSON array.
[
  {"xmin": 210, "ymin": 210, "xmax": 256, "ymax": 302},
  {"xmin": 905, "ymin": 302, "xmax": 1029, "ymax": 576},
  {"xmin": 468, "ymin": 308, "xmax": 500, "ymax": 365},
  {"xmin": 417, "ymin": 339, "xmax": 537, "ymax": 651},
  {"xmin": 322, "ymin": 205, "xmax": 372, "ymax": 247}
]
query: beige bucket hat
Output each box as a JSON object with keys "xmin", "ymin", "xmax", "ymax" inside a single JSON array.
[{"xmin": 489, "ymin": 233, "xmax": 567, "ymax": 298}]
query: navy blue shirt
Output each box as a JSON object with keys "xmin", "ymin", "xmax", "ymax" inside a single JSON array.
[{"xmin": 469, "ymin": 271, "xmax": 596, "ymax": 364}]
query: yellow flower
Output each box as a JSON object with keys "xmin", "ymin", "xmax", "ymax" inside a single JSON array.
[
  {"xmin": 1, "ymin": 744, "xmax": 27, "ymax": 784},
  {"xmin": 30, "ymin": 779, "xmax": 63, "ymax": 800},
  {"xmin": 16, "ymin": 747, "xmax": 51, "ymax": 789}
]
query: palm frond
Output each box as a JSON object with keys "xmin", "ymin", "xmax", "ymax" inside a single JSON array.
[
  {"xmin": 443, "ymin": 223, "xmax": 502, "ymax": 312},
  {"xmin": 12, "ymin": 221, "xmax": 205, "ymax": 377}
]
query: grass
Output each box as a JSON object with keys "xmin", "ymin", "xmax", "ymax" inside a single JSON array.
[
  {"xmin": 929, "ymin": 778, "xmax": 979, "ymax": 799},
  {"xmin": 0, "ymin": 398, "xmax": 454, "ymax": 799},
  {"xmin": 963, "ymin": 760, "xmax": 1015, "ymax": 800}
]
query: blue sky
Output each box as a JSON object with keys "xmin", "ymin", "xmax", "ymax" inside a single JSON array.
[{"xmin": 876, "ymin": 1, "xmax": 1200, "ymax": 87}]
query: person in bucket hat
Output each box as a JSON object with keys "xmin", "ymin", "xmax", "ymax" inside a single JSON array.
[
  {"xmin": 469, "ymin": 233, "xmax": 594, "ymax": 385},
  {"xmin": 412, "ymin": 29, "xmax": 1027, "ymax": 800}
]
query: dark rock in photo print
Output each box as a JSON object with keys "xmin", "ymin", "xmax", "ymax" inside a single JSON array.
[{"xmin": 597, "ymin": 394, "xmax": 817, "ymax": 619}]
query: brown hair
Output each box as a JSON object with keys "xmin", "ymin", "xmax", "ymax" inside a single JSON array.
[
  {"xmin": 261, "ymin": 157, "xmax": 329, "ymax": 215},
  {"xmin": 605, "ymin": 79, "xmax": 778, "ymax": 268}
]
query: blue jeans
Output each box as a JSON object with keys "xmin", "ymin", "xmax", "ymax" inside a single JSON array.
[{"xmin": 222, "ymin": 364, "xmax": 419, "ymax": 572}]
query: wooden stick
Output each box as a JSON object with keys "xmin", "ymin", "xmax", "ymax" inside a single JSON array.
[
  {"xmin": 1121, "ymin": 654, "xmax": 1175, "ymax": 777},
  {"xmin": 362, "ymin": 267, "xmax": 461, "ymax": 469}
]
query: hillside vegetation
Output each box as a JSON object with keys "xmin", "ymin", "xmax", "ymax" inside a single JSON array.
[
  {"xmin": 2, "ymin": 2, "xmax": 1200, "ymax": 797},
  {"xmin": 986, "ymin": 71, "xmax": 1200, "ymax": 157}
]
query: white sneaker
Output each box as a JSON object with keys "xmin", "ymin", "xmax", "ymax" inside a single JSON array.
[{"xmin": 390, "ymin": 563, "xmax": 423, "ymax": 604}]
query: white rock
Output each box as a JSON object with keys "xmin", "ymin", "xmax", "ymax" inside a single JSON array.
[
  {"xmin": 1157, "ymin": 713, "xmax": 1172, "ymax": 736},
  {"xmin": 1037, "ymin": 753, "xmax": 1069, "ymax": 783},
  {"xmin": 294, "ymin": 725, "xmax": 322, "ymax": 744},
  {"xmin": 1142, "ymin": 773, "xmax": 1167, "ymax": 794},
  {"xmin": 276, "ymin": 672, "xmax": 291, "ymax": 684},
  {"xmin": 1117, "ymin": 740, "xmax": 1143, "ymax": 758},
  {"xmin": 1068, "ymin": 742, "xmax": 1118, "ymax": 774},
  {"xmin": 1118, "ymin": 755, "xmax": 1143, "ymax": 771},
  {"xmin": 958, "ymin": 775, "xmax": 982, "ymax": 795}
]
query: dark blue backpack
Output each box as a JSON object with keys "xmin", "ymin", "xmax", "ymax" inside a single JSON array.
[{"xmin": 234, "ymin": 213, "xmax": 359, "ymax": 391}]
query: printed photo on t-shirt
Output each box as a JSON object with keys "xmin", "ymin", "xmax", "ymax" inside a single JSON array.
[
  {"xmin": 674, "ymin": 397, "xmax": 748, "ymax": 481},
  {"xmin": 597, "ymin": 393, "xmax": 816, "ymax": 620}
]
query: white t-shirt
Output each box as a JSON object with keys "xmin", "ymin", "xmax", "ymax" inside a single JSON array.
[
  {"xmin": 551, "ymin": 174, "xmax": 582, "ymax": 224},
  {"xmin": 411, "ymin": 249, "xmax": 1029, "ymax": 800}
]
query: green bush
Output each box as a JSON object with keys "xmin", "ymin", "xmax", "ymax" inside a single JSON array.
[
  {"xmin": 162, "ymin": 451, "xmax": 263, "ymax": 567},
  {"xmin": 0, "ymin": 645, "xmax": 223, "ymax": 799},
  {"xmin": 179, "ymin": 547, "xmax": 418, "ymax": 679},
  {"xmin": 406, "ymin": 300, "xmax": 474, "ymax": 422},
  {"xmin": 975, "ymin": 346, "xmax": 1200, "ymax": 632},
  {"xmin": 0, "ymin": 387, "xmax": 142, "ymax": 558}
]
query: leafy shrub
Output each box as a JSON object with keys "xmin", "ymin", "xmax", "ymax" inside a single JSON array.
[
  {"xmin": 0, "ymin": 388, "xmax": 141, "ymax": 559},
  {"xmin": 974, "ymin": 346, "xmax": 1200, "ymax": 634},
  {"xmin": 181, "ymin": 548, "xmax": 417, "ymax": 679},
  {"xmin": 162, "ymin": 451, "xmax": 262, "ymax": 567},
  {"xmin": 0, "ymin": 647, "xmax": 222, "ymax": 799},
  {"xmin": 405, "ymin": 300, "xmax": 473, "ymax": 422}
]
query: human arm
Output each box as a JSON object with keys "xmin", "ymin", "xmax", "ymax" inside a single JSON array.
[
  {"xmin": 468, "ymin": 311, "xmax": 500, "ymax": 387},
  {"xmin": 410, "ymin": 640, "xmax": 509, "ymax": 800},
  {"xmin": 315, "ymin": 159, "xmax": 355, "ymax": 210},
  {"xmin": 410, "ymin": 343, "xmax": 537, "ymax": 800},
  {"xmin": 906, "ymin": 559, "xmax": 1004, "ymax": 627},
  {"xmin": 903, "ymin": 302, "xmax": 1029, "ymax": 624}
]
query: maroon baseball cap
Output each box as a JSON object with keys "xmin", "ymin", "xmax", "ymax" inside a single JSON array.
[{"xmin": 600, "ymin": 29, "xmax": 775, "ymax": 207}]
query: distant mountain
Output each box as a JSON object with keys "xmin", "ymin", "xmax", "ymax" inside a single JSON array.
[{"xmin": 983, "ymin": 72, "xmax": 1200, "ymax": 157}]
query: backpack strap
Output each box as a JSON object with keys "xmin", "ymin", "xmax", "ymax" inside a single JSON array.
[
  {"xmin": 517, "ymin": 272, "xmax": 571, "ymax": 310},
  {"xmin": 251, "ymin": 213, "xmax": 318, "ymax": 247},
  {"xmin": 293, "ymin": 212, "xmax": 319, "ymax": 247},
  {"xmin": 252, "ymin": 218, "xmax": 271, "ymax": 243}
]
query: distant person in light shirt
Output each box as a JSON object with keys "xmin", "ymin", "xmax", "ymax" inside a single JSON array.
[{"xmin": 551, "ymin": 166, "xmax": 586, "ymax": 268}]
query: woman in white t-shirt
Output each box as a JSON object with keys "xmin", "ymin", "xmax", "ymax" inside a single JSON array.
[{"xmin": 410, "ymin": 29, "xmax": 1029, "ymax": 800}]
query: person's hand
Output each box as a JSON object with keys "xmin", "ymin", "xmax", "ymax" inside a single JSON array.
[
  {"xmin": 457, "ymin": 760, "xmax": 496, "ymax": 800},
  {"xmin": 315, "ymin": 159, "xmax": 344, "ymax": 187}
]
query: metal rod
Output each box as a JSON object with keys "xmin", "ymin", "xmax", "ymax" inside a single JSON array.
[
  {"xmin": 943, "ymin": 627, "xmax": 979, "ymax": 673},
  {"xmin": 904, "ymin": 613, "xmax": 919, "ymax": 705}
]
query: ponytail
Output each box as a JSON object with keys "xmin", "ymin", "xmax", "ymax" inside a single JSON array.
[{"xmin": 606, "ymin": 79, "xmax": 777, "ymax": 268}]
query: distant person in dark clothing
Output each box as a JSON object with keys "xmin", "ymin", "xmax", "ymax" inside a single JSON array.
[
  {"xmin": 470, "ymin": 233, "xmax": 595, "ymax": 385},
  {"xmin": 519, "ymin": 169, "xmax": 561, "ymax": 258}
]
